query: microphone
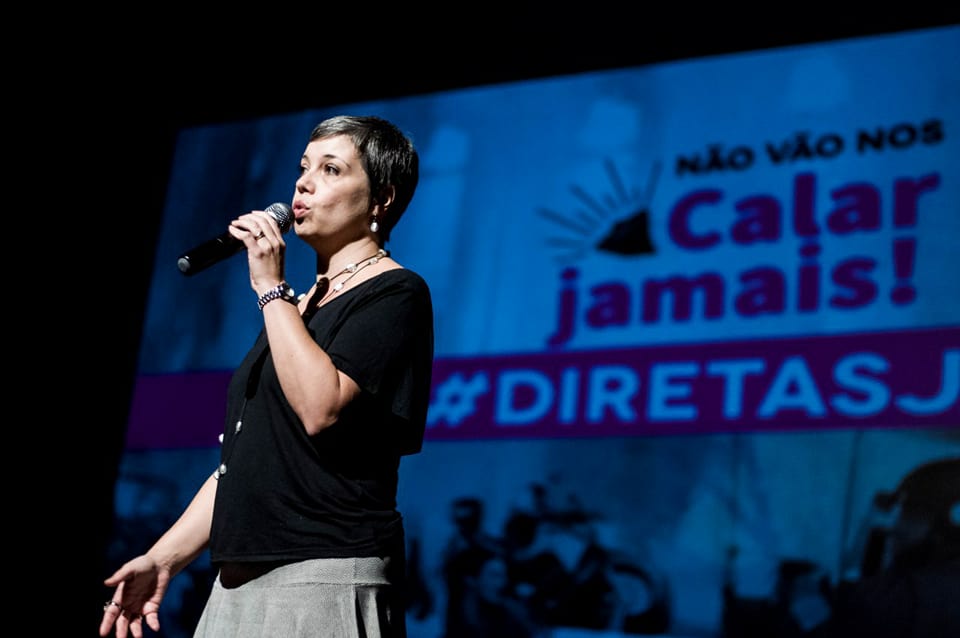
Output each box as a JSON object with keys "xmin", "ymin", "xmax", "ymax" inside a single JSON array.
[{"xmin": 176, "ymin": 202, "xmax": 294, "ymax": 276}]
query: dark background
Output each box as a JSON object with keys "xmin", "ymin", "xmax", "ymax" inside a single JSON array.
[{"xmin": 61, "ymin": 10, "xmax": 957, "ymax": 635}]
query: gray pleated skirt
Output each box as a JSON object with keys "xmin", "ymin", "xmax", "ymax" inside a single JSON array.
[{"xmin": 193, "ymin": 557, "xmax": 405, "ymax": 638}]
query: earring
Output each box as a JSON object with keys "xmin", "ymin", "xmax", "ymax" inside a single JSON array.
[{"xmin": 370, "ymin": 216, "xmax": 380, "ymax": 233}]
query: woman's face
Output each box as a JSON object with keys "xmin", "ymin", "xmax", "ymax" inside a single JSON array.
[{"xmin": 292, "ymin": 134, "xmax": 373, "ymax": 244}]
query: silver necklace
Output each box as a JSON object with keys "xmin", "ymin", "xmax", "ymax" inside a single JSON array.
[{"xmin": 303, "ymin": 249, "xmax": 388, "ymax": 319}]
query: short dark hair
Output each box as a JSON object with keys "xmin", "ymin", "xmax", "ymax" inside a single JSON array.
[{"xmin": 310, "ymin": 115, "xmax": 419, "ymax": 242}]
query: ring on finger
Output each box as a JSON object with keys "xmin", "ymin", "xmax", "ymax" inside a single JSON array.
[
  {"xmin": 255, "ymin": 230, "xmax": 266, "ymax": 239},
  {"xmin": 103, "ymin": 600, "xmax": 123, "ymax": 612}
]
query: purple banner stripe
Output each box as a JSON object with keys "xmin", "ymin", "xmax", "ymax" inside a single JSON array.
[
  {"xmin": 125, "ymin": 327, "xmax": 959, "ymax": 450},
  {"xmin": 126, "ymin": 371, "xmax": 231, "ymax": 450}
]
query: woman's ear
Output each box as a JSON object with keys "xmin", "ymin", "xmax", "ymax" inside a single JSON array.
[{"xmin": 377, "ymin": 185, "xmax": 396, "ymax": 212}]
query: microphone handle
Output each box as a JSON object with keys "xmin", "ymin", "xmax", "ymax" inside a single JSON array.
[
  {"xmin": 176, "ymin": 203, "xmax": 293, "ymax": 276},
  {"xmin": 176, "ymin": 233, "xmax": 243, "ymax": 275}
]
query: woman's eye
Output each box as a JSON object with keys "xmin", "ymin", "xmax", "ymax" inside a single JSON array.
[{"xmin": 324, "ymin": 164, "xmax": 340, "ymax": 175}]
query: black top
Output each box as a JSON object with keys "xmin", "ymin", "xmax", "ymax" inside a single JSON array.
[{"xmin": 209, "ymin": 268, "xmax": 434, "ymax": 563}]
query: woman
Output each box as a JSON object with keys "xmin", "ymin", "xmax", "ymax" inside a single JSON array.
[{"xmin": 100, "ymin": 115, "xmax": 434, "ymax": 638}]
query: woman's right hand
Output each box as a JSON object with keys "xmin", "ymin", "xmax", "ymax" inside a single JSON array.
[{"xmin": 99, "ymin": 554, "xmax": 170, "ymax": 637}]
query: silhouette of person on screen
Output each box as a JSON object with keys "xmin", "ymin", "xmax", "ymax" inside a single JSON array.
[
  {"xmin": 99, "ymin": 115, "xmax": 434, "ymax": 638},
  {"xmin": 807, "ymin": 458, "xmax": 960, "ymax": 638},
  {"xmin": 442, "ymin": 497, "xmax": 503, "ymax": 637}
]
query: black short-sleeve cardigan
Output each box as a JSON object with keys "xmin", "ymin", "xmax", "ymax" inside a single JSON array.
[{"xmin": 209, "ymin": 268, "xmax": 434, "ymax": 563}]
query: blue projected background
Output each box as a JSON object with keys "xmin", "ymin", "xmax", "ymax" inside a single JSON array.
[{"xmin": 107, "ymin": 25, "xmax": 959, "ymax": 638}]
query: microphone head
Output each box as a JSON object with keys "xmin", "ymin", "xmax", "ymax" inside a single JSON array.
[{"xmin": 265, "ymin": 202, "xmax": 294, "ymax": 233}]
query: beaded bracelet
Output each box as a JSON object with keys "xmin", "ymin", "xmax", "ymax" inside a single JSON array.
[{"xmin": 257, "ymin": 282, "xmax": 295, "ymax": 310}]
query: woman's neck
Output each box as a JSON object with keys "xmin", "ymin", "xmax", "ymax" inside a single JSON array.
[
  {"xmin": 315, "ymin": 240, "xmax": 383, "ymax": 279},
  {"xmin": 302, "ymin": 245, "xmax": 388, "ymax": 314}
]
